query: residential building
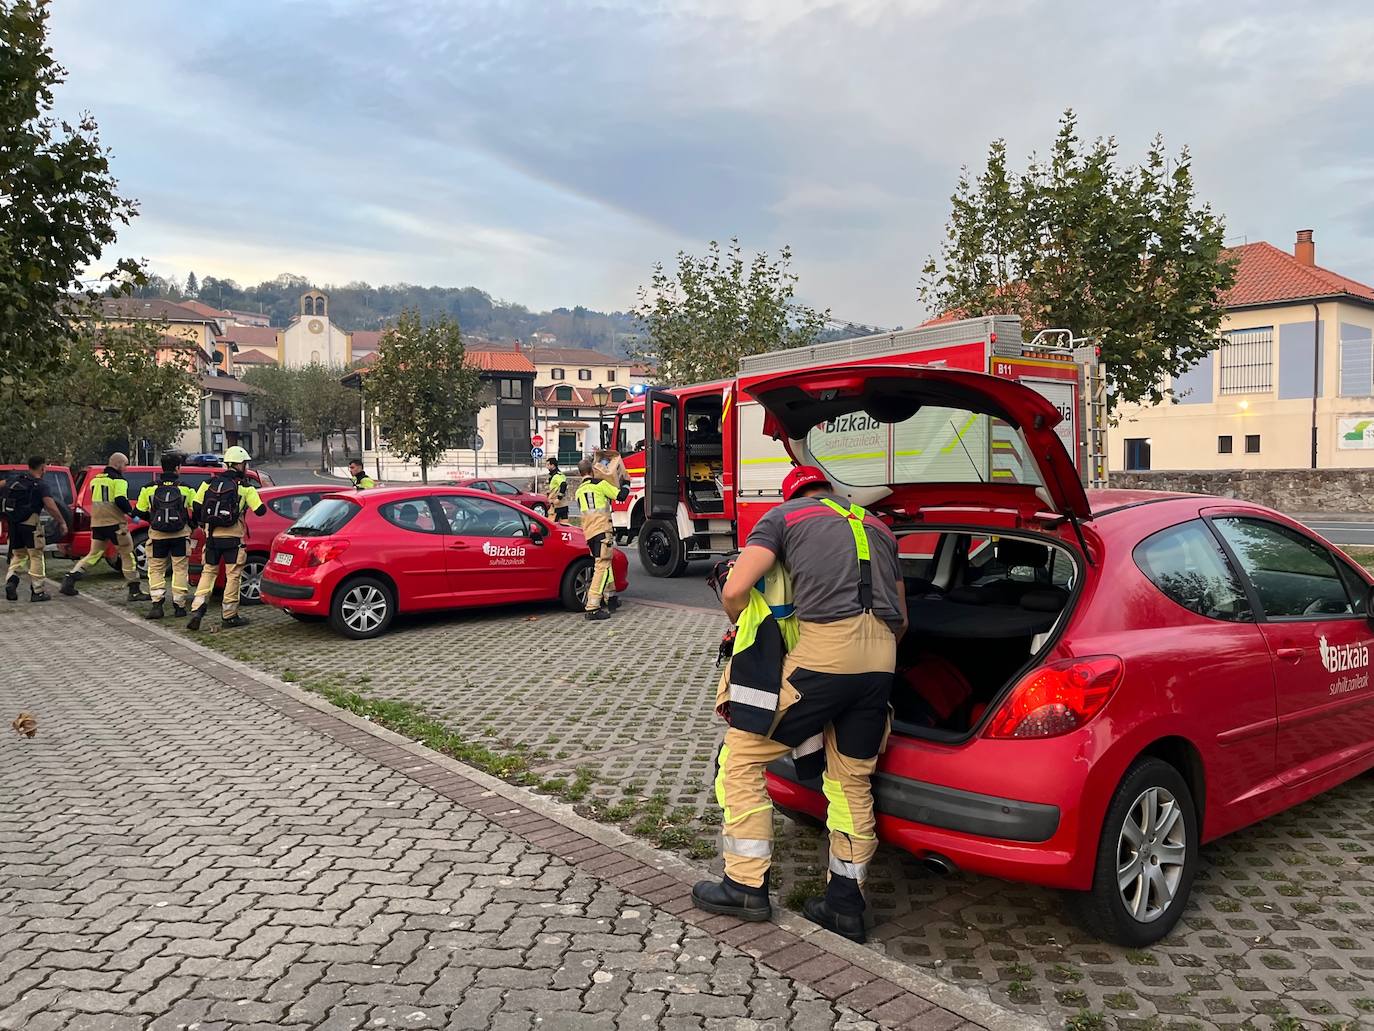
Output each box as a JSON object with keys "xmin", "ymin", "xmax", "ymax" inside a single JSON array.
[
  {"xmin": 218, "ymin": 324, "xmax": 280, "ymax": 367},
  {"xmin": 1111, "ymin": 230, "xmax": 1374, "ymax": 472},
  {"xmin": 231, "ymin": 348, "xmax": 278, "ymax": 378},
  {"xmin": 95, "ymin": 297, "xmax": 230, "ymax": 371},
  {"xmin": 196, "ymin": 374, "xmax": 261, "ymax": 456}
]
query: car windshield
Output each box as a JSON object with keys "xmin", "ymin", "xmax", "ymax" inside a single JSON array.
[
  {"xmin": 286, "ymin": 498, "xmax": 360, "ymax": 536},
  {"xmin": 804, "ymin": 406, "xmax": 1046, "ymax": 489}
]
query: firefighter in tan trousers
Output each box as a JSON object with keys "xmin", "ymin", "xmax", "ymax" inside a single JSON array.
[
  {"xmin": 60, "ymin": 452, "xmax": 148, "ymax": 601},
  {"xmin": 574, "ymin": 458, "xmax": 627, "ymax": 620},
  {"xmin": 693, "ymin": 465, "xmax": 906, "ymax": 944},
  {"xmin": 134, "ymin": 452, "xmax": 198, "ymax": 619}
]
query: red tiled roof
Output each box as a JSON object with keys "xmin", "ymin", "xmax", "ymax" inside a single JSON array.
[
  {"xmin": 1222, "ymin": 241, "xmax": 1374, "ymax": 308},
  {"xmin": 98, "ymin": 297, "xmax": 222, "ymax": 324},
  {"xmin": 349, "ymin": 330, "xmax": 384, "ymax": 352},
  {"xmin": 534, "ymin": 385, "xmax": 630, "ymax": 405},
  {"xmin": 346, "ymin": 347, "xmax": 534, "ymax": 375},
  {"xmin": 217, "ymin": 325, "xmax": 278, "ymax": 348},
  {"xmin": 234, "ymin": 348, "xmax": 277, "ymax": 365},
  {"xmin": 179, "ymin": 299, "xmax": 231, "ymax": 319},
  {"xmin": 485, "ymin": 343, "xmax": 627, "ymax": 365}
]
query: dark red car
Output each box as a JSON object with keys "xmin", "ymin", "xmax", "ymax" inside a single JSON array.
[
  {"xmin": 449, "ymin": 477, "xmax": 549, "ymax": 516},
  {"xmin": 749, "ymin": 365, "xmax": 1374, "ymax": 944},
  {"xmin": 261, "ymin": 486, "xmax": 628, "ymax": 638}
]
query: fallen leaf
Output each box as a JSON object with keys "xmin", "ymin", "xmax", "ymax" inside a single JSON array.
[{"xmin": 11, "ymin": 712, "xmax": 37, "ymax": 738}]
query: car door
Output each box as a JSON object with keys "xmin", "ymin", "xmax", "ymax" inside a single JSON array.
[
  {"xmin": 435, "ymin": 494, "xmax": 548, "ymax": 601},
  {"xmin": 1208, "ymin": 513, "xmax": 1374, "ymax": 787},
  {"xmin": 374, "ymin": 496, "xmax": 452, "ymax": 609}
]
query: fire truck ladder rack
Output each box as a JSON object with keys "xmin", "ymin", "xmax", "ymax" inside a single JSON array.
[{"xmin": 1026, "ymin": 329, "xmax": 1078, "ymax": 354}]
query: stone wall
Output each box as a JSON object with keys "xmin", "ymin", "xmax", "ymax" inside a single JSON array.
[{"xmin": 1111, "ymin": 469, "xmax": 1374, "ymax": 513}]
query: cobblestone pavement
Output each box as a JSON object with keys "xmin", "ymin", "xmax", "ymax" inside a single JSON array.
[
  {"xmin": 42, "ymin": 564, "xmax": 1374, "ymax": 1029},
  {"xmin": 0, "ymin": 595, "xmax": 996, "ymax": 1031}
]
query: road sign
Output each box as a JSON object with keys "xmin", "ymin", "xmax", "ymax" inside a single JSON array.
[
  {"xmin": 531, "ymin": 446, "xmax": 544, "ymax": 460},
  {"xmin": 531, "ymin": 434, "xmax": 544, "ymax": 448},
  {"xmin": 473, "ymin": 434, "xmax": 485, "ymax": 450}
]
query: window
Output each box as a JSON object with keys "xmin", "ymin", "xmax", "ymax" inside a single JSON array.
[
  {"xmin": 310, "ymin": 349, "xmax": 320, "ymax": 364},
  {"xmin": 1336, "ymin": 562, "xmax": 1371, "ymax": 616},
  {"xmin": 1340, "ymin": 325, "xmax": 1373, "ymax": 397},
  {"xmin": 1212, "ymin": 517, "xmax": 1354, "ymax": 618},
  {"xmin": 209, "ymin": 399, "xmax": 222, "ymax": 420},
  {"xmin": 380, "ymin": 498, "xmax": 441, "ymax": 534},
  {"xmin": 499, "ymin": 378, "xmax": 522, "ymax": 400},
  {"xmin": 1219, "ymin": 327, "xmax": 1274, "ymax": 394},
  {"xmin": 268, "ymin": 493, "xmax": 321, "ymax": 520},
  {"xmin": 1124, "ymin": 438, "xmax": 1151, "ymax": 471},
  {"xmin": 551, "ymin": 368, "xmax": 565, "ymax": 380},
  {"xmin": 555, "ymin": 386, "xmax": 573, "ymax": 401},
  {"xmin": 607, "ymin": 370, "xmax": 616, "ymax": 382},
  {"xmin": 557, "ymin": 408, "xmax": 576, "ymax": 419},
  {"xmin": 287, "ymin": 498, "xmax": 359, "ymax": 535},
  {"xmin": 1245, "ymin": 434, "xmax": 1261, "ymax": 454},
  {"xmin": 1218, "ymin": 435, "xmax": 1233, "ymax": 454},
  {"xmin": 610, "ymin": 387, "xmax": 628, "ymax": 403},
  {"xmin": 578, "ymin": 369, "xmax": 592, "ymax": 381},
  {"xmin": 488, "ymin": 480, "xmax": 520, "ymax": 496},
  {"xmin": 435, "ymin": 495, "xmax": 530, "ymax": 538},
  {"xmin": 1133, "ymin": 520, "xmax": 1252, "ymax": 622}
]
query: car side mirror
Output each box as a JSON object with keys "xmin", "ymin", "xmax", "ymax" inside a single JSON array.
[{"xmin": 529, "ymin": 523, "xmax": 545, "ymax": 546}]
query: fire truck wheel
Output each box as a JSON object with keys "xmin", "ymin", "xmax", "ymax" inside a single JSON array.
[{"xmin": 639, "ymin": 518, "xmax": 688, "ymax": 578}]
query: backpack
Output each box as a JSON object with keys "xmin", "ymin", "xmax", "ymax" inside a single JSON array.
[
  {"xmin": 202, "ymin": 475, "xmax": 241, "ymax": 529},
  {"xmin": 1, "ymin": 475, "xmax": 37, "ymax": 523},
  {"xmin": 149, "ymin": 482, "xmax": 188, "ymax": 533}
]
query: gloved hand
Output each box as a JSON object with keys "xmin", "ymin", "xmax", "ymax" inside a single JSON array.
[
  {"xmin": 716, "ymin": 626, "xmax": 736, "ymax": 667},
  {"xmin": 616, "ymin": 485, "xmax": 630, "ymax": 502}
]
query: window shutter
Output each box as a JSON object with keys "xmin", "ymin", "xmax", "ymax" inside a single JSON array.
[{"xmin": 1340, "ymin": 328, "xmax": 1373, "ymax": 397}]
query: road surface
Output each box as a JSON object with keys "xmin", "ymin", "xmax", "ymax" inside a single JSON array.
[{"xmin": 1296, "ymin": 517, "xmax": 1374, "ymax": 546}]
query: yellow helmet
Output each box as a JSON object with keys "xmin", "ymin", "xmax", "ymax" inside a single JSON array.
[{"xmin": 223, "ymin": 445, "xmax": 252, "ymax": 464}]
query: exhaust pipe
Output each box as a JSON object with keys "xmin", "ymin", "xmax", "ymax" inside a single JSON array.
[{"xmin": 923, "ymin": 853, "xmax": 956, "ymax": 876}]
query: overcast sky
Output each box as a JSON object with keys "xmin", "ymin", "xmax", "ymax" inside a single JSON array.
[{"xmin": 48, "ymin": 0, "xmax": 1374, "ymax": 327}]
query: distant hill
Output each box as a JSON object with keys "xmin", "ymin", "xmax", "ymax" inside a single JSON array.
[{"xmin": 133, "ymin": 271, "xmax": 884, "ymax": 357}]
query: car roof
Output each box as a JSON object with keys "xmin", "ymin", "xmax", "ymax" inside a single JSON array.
[
  {"xmin": 257, "ymin": 483, "xmax": 333, "ymax": 499},
  {"xmin": 320, "ymin": 485, "xmax": 492, "ymax": 504}
]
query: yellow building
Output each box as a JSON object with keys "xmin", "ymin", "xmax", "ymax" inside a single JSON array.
[{"xmin": 1111, "ymin": 230, "xmax": 1374, "ymax": 472}]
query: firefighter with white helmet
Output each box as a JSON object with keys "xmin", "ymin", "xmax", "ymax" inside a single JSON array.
[{"xmin": 186, "ymin": 445, "xmax": 265, "ymax": 631}]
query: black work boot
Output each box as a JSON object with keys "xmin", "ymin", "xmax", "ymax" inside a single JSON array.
[
  {"xmin": 607, "ymin": 596, "xmax": 622, "ymax": 612},
  {"xmin": 127, "ymin": 581, "xmax": 151, "ymax": 602},
  {"xmin": 802, "ymin": 896, "xmax": 866, "ymax": 944},
  {"xmin": 59, "ymin": 571, "xmax": 82, "ymax": 596},
  {"xmin": 4, "ymin": 576, "xmax": 18, "ymax": 601},
  {"xmin": 173, "ymin": 603, "xmax": 188, "ymax": 617},
  {"xmin": 186, "ymin": 607, "xmax": 204, "ymax": 631},
  {"xmin": 29, "ymin": 587, "xmax": 50, "ymax": 603},
  {"xmin": 691, "ymin": 878, "xmax": 771, "ymax": 922},
  {"xmin": 145, "ymin": 600, "xmax": 164, "ymax": 620},
  {"xmin": 221, "ymin": 614, "xmax": 249, "ymax": 629},
  {"xmin": 584, "ymin": 608, "xmax": 610, "ymax": 622}
]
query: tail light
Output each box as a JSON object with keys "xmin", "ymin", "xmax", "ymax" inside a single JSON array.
[
  {"xmin": 306, "ymin": 540, "xmax": 349, "ymax": 567},
  {"xmin": 985, "ymin": 655, "xmax": 1124, "ymax": 739}
]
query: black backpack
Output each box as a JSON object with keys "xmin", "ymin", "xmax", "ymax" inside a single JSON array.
[
  {"xmin": 202, "ymin": 475, "xmax": 241, "ymax": 529},
  {"xmin": 150, "ymin": 481, "xmax": 188, "ymax": 533},
  {"xmin": 1, "ymin": 475, "xmax": 37, "ymax": 523}
]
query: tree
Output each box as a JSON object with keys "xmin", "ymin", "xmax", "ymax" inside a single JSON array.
[
  {"xmin": 185, "ymin": 270, "xmax": 199, "ymax": 297},
  {"xmin": 366, "ymin": 310, "xmax": 482, "ymax": 483},
  {"xmin": 920, "ymin": 110, "xmax": 1237, "ymax": 412},
  {"xmin": 0, "ymin": 0, "xmax": 139, "ymax": 393},
  {"xmin": 632, "ymin": 239, "xmax": 828, "ymax": 385},
  {"xmin": 241, "ymin": 364, "xmax": 296, "ymax": 458},
  {"xmin": 293, "ymin": 363, "xmax": 360, "ymax": 472}
]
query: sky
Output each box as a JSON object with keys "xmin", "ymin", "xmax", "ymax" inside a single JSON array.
[{"xmin": 48, "ymin": 0, "xmax": 1374, "ymax": 328}]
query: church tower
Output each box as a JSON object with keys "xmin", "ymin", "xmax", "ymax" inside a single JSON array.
[{"xmin": 281, "ymin": 289, "xmax": 349, "ymax": 367}]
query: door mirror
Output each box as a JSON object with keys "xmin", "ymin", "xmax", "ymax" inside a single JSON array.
[{"xmin": 529, "ymin": 521, "xmax": 546, "ymax": 545}]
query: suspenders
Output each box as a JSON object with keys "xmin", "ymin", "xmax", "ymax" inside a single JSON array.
[{"xmin": 817, "ymin": 498, "xmax": 874, "ymax": 612}]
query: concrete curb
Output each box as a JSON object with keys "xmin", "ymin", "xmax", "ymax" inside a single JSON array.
[{"xmin": 63, "ymin": 586, "xmax": 1042, "ymax": 1031}]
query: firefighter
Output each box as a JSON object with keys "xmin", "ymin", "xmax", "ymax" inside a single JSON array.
[
  {"xmin": 692, "ymin": 465, "xmax": 906, "ymax": 943},
  {"xmin": 135, "ymin": 452, "xmax": 197, "ymax": 619},
  {"xmin": 574, "ymin": 457, "xmax": 627, "ymax": 620},
  {"xmin": 545, "ymin": 457, "xmax": 568, "ymax": 523},
  {"xmin": 348, "ymin": 459, "xmax": 377, "ymax": 490},
  {"xmin": 3, "ymin": 456, "xmax": 68, "ymax": 603},
  {"xmin": 186, "ymin": 445, "xmax": 265, "ymax": 632},
  {"xmin": 60, "ymin": 452, "xmax": 149, "ymax": 601}
]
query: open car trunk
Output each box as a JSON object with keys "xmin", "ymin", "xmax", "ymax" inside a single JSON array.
[{"xmin": 891, "ymin": 527, "xmax": 1080, "ymax": 740}]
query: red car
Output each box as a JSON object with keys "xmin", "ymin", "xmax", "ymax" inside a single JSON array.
[
  {"xmin": 188, "ymin": 484, "xmax": 336, "ymax": 603},
  {"xmin": 260, "ymin": 486, "xmax": 628, "ymax": 638},
  {"xmin": 0, "ymin": 465, "xmax": 76, "ymax": 554},
  {"xmin": 749, "ymin": 365, "xmax": 1374, "ymax": 945},
  {"xmin": 449, "ymin": 477, "xmax": 549, "ymax": 516}
]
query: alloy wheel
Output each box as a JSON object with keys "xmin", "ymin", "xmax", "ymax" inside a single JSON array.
[
  {"xmin": 1116, "ymin": 786, "xmax": 1187, "ymax": 923},
  {"xmin": 341, "ymin": 584, "xmax": 387, "ymax": 634},
  {"xmin": 573, "ymin": 563, "xmax": 593, "ymax": 606},
  {"xmin": 240, "ymin": 560, "xmax": 265, "ymax": 603}
]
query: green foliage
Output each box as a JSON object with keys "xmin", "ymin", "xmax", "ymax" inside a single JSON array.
[
  {"xmin": 293, "ymin": 363, "xmax": 359, "ymax": 470},
  {"xmin": 632, "ymin": 238, "xmax": 829, "ymax": 384},
  {"xmin": 920, "ymin": 110, "xmax": 1237, "ymax": 412},
  {"xmin": 240, "ymin": 364, "xmax": 295, "ymax": 457},
  {"xmin": 366, "ymin": 310, "xmax": 482, "ymax": 483},
  {"xmin": 185, "ymin": 271, "xmax": 198, "ymax": 297},
  {"xmin": 0, "ymin": 0, "xmax": 140, "ymax": 392}
]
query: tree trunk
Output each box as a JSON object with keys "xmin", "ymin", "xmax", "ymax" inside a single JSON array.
[
  {"xmin": 420, "ymin": 460, "xmax": 429, "ymax": 485},
  {"xmin": 320, "ymin": 435, "xmax": 328, "ymax": 473}
]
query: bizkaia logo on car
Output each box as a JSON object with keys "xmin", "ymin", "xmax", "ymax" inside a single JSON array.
[
  {"xmin": 482, "ymin": 540, "xmax": 526, "ymax": 565},
  {"xmin": 1321, "ymin": 635, "xmax": 1371, "ymax": 696}
]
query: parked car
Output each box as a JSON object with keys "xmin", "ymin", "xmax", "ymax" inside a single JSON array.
[
  {"xmin": 748, "ymin": 365, "xmax": 1374, "ymax": 945},
  {"xmin": 261, "ymin": 486, "xmax": 627, "ymax": 638},
  {"xmin": 0, "ymin": 465, "xmax": 76, "ymax": 553},
  {"xmin": 185, "ymin": 453, "xmax": 223, "ymax": 467},
  {"xmin": 449, "ymin": 477, "xmax": 549, "ymax": 516}
]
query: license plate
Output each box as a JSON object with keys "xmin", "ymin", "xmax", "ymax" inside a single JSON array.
[{"xmin": 273, "ymin": 552, "xmax": 293, "ymax": 567}]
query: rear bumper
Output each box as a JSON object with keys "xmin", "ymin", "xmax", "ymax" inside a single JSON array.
[{"xmin": 261, "ymin": 578, "xmax": 316, "ymax": 601}]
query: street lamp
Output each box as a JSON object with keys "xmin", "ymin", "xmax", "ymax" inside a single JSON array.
[{"xmin": 590, "ymin": 384, "xmax": 610, "ymax": 451}]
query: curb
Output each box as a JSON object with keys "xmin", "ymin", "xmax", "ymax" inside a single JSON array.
[{"xmin": 62, "ymin": 587, "xmax": 1041, "ymax": 1031}]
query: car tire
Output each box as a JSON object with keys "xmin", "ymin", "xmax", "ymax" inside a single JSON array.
[
  {"xmin": 531, "ymin": 502, "xmax": 548, "ymax": 516},
  {"xmin": 639, "ymin": 517, "xmax": 688, "ymax": 578},
  {"xmin": 111, "ymin": 532, "xmax": 149, "ymax": 576},
  {"xmin": 329, "ymin": 575, "xmax": 395, "ymax": 640},
  {"xmin": 1066, "ymin": 757, "xmax": 1198, "ymax": 946},
  {"xmin": 560, "ymin": 557, "xmax": 594, "ymax": 611},
  {"xmin": 240, "ymin": 553, "xmax": 268, "ymax": 606}
]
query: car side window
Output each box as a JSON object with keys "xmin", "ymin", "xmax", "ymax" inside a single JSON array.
[
  {"xmin": 1134, "ymin": 520, "xmax": 1253, "ymax": 622},
  {"xmin": 379, "ymin": 499, "xmax": 441, "ymax": 535},
  {"xmin": 1334, "ymin": 561, "xmax": 1370, "ymax": 617},
  {"xmin": 490, "ymin": 480, "xmax": 520, "ymax": 496},
  {"xmin": 269, "ymin": 493, "xmax": 319, "ymax": 519},
  {"xmin": 1212, "ymin": 517, "xmax": 1355, "ymax": 619},
  {"xmin": 436, "ymin": 496, "xmax": 530, "ymax": 539}
]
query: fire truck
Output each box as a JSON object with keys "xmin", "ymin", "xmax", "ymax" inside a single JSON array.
[{"xmin": 608, "ymin": 315, "xmax": 1107, "ymax": 577}]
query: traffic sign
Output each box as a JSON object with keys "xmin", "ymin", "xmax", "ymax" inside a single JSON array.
[
  {"xmin": 531, "ymin": 446, "xmax": 544, "ymax": 460},
  {"xmin": 531, "ymin": 434, "xmax": 544, "ymax": 448},
  {"xmin": 473, "ymin": 434, "xmax": 485, "ymax": 450}
]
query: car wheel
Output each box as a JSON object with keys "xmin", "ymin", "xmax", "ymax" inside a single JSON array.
[
  {"xmin": 560, "ymin": 557, "xmax": 594, "ymax": 611},
  {"xmin": 111, "ymin": 532, "xmax": 149, "ymax": 576},
  {"xmin": 1066, "ymin": 757, "xmax": 1198, "ymax": 946},
  {"xmin": 639, "ymin": 517, "xmax": 687, "ymax": 578},
  {"xmin": 329, "ymin": 576, "xmax": 394, "ymax": 640},
  {"xmin": 531, "ymin": 502, "xmax": 548, "ymax": 516},
  {"xmin": 239, "ymin": 553, "xmax": 268, "ymax": 606}
]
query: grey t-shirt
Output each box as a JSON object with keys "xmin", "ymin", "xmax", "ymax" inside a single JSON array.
[{"xmin": 746, "ymin": 494, "xmax": 903, "ymax": 632}]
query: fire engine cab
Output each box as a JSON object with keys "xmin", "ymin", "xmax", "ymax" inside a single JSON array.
[{"xmin": 609, "ymin": 316, "xmax": 1107, "ymax": 577}]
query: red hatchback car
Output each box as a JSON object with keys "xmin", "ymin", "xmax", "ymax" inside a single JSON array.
[
  {"xmin": 260, "ymin": 486, "xmax": 628, "ymax": 638},
  {"xmin": 747, "ymin": 366, "xmax": 1374, "ymax": 944}
]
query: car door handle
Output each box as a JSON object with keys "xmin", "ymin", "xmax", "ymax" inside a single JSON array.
[
  {"xmin": 449, "ymin": 541, "xmax": 469, "ymax": 550},
  {"xmin": 1276, "ymin": 647, "xmax": 1304, "ymax": 663}
]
